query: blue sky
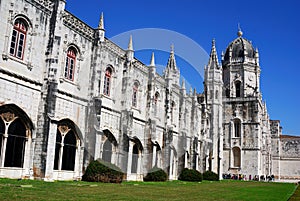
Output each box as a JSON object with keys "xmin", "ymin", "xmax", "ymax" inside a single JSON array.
[{"xmin": 66, "ymin": 0, "xmax": 300, "ymax": 136}]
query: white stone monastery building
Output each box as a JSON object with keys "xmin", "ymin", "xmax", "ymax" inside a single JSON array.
[{"xmin": 0, "ymin": 0, "xmax": 299, "ymax": 181}]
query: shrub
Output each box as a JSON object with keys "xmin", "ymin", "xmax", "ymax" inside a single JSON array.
[
  {"xmin": 82, "ymin": 159, "xmax": 124, "ymax": 183},
  {"xmin": 144, "ymin": 167, "xmax": 168, "ymax": 182},
  {"xmin": 178, "ymin": 168, "xmax": 202, "ymax": 182},
  {"xmin": 203, "ymin": 171, "xmax": 219, "ymax": 181}
]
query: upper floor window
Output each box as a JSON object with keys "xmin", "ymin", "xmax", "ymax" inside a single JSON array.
[
  {"xmin": 154, "ymin": 92, "xmax": 160, "ymax": 115},
  {"xmin": 171, "ymin": 101, "xmax": 175, "ymax": 123},
  {"xmin": 234, "ymin": 119, "xmax": 241, "ymax": 138},
  {"xmin": 235, "ymin": 81, "xmax": 241, "ymax": 98},
  {"xmin": 132, "ymin": 82, "xmax": 139, "ymax": 107},
  {"xmin": 64, "ymin": 48, "xmax": 77, "ymax": 81},
  {"xmin": 9, "ymin": 19, "xmax": 28, "ymax": 60},
  {"xmin": 103, "ymin": 67, "xmax": 112, "ymax": 96}
]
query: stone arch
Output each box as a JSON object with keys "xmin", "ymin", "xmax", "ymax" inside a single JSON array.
[
  {"xmin": 53, "ymin": 119, "xmax": 82, "ymax": 171},
  {"xmin": 232, "ymin": 146, "xmax": 241, "ymax": 168},
  {"xmin": 0, "ymin": 104, "xmax": 33, "ymax": 168},
  {"xmin": 130, "ymin": 137, "xmax": 143, "ymax": 174},
  {"xmin": 12, "ymin": 14, "xmax": 33, "ymax": 28},
  {"xmin": 102, "ymin": 129, "xmax": 118, "ymax": 163}
]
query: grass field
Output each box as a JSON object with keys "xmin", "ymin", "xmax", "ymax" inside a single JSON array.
[{"xmin": 0, "ymin": 178, "xmax": 297, "ymax": 201}]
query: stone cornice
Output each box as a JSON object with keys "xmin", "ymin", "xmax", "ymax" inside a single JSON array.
[{"xmin": 62, "ymin": 10, "xmax": 94, "ymax": 41}]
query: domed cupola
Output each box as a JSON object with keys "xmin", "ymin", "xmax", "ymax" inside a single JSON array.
[{"xmin": 222, "ymin": 29, "xmax": 257, "ymax": 65}]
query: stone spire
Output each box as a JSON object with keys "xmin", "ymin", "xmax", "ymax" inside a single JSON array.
[
  {"xmin": 128, "ymin": 35, "xmax": 133, "ymax": 51},
  {"xmin": 150, "ymin": 52, "xmax": 155, "ymax": 66},
  {"xmin": 181, "ymin": 79, "xmax": 186, "ymax": 90},
  {"xmin": 97, "ymin": 12, "xmax": 105, "ymax": 42},
  {"xmin": 98, "ymin": 12, "xmax": 104, "ymax": 30},
  {"xmin": 207, "ymin": 39, "xmax": 219, "ymax": 68},
  {"xmin": 166, "ymin": 44, "xmax": 177, "ymax": 70},
  {"xmin": 126, "ymin": 35, "xmax": 134, "ymax": 61}
]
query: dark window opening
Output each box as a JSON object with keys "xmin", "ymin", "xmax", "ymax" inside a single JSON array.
[
  {"xmin": 235, "ymin": 82, "xmax": 241, "ymax": 97},
  {"xmin": 234, "ymin": 120, "xmax": 241, "ymax": 138},
  {"xmin": 5, "ymin": 118, "xmax": 26, "ymax": 168},
  {"xmin": 62, "ymin": 131, "xmax": 76, "ymax": 171},
  {"xmin": 53, "ymin": 130, "xmax": 62, "ymax": 170},
  {"xmin": 132, "ymin": 82, "xmax": 138, "ymax": 107}
]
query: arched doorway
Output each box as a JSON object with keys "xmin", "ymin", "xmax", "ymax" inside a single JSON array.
[
  {"xmin": 131, "ymin": 144, "xmax": 139, "ymax": 173},
  {"xmin": 102, "ymin": 139, "xmax": 112, "ymax": 163},
  {"xmin": 101, "ymin": 130, "xmax": 118, "ymax": 164},
  {"xmin": 232, "ymin": 147, "xmax": 241, "ymax": 168},
  {"xmin": 53, "ymin": 121, "xmax": 80, "ymax": 172},
  {"xmin": 0, "ymin": 105, "xmax": 33, "ymax": 171},
  {"xmin": 4, "ymin": 118, "xmax": 27, "ymax": 167}
]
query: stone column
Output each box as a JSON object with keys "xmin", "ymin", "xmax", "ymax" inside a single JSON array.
[
  {"xmin": 94, "ymin": 132, "xmax": 102, "ymax": 160},
  {"xmin": 152, "ymin": 145, "xmax": 157, "ymax": 167},
  {"xmin": 73, "ymin": 141, "xmax": 80, "ymax": 180},
  {"xmin": 169, "ymin": 149, "xmax": 174, "ymax": 180},
  {"xmin": 44, "ymin": 122, "xmax": 57, "ymax": 181},
  {"xmin": 57, "ymin": 135, "xmax": 64, "ymax": 180},
  {"xmin": 184, "ymin": 151, "xmax": 188, "ymax": 168},
  {"xmin": 0, "ymin": 134, "xmax": 8, "ymax": 168},
  {"xmin": 127, "ymin": 141, "xmax": 134, "ymax": 178}
]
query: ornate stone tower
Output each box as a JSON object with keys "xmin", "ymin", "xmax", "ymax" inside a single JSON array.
[
  {"xmin": 221, "ymin": 29, "xmax": 270, "ymax": 177},
  {"xmin": 204, "ymin": 39, "xmax": 223, "ymax": 179}
]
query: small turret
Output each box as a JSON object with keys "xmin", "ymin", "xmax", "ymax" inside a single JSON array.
[
  {"xmin": 166, "ymin": 44, "xmax": 177, "ymax": 71},
  {"xmin": 97, "ymin": 12, "xmax": 105, "ymax": 42},
  {"xmin": 126, "ymin": 35, "xmax": 134, "ymax": 62},
  {"xmin": 207, "ymin": 39, "xmax": 219, "ymax": 69}
]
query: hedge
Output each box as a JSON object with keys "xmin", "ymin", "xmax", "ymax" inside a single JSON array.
[{"xmin": 82, "ymin": 159, "xmax": 124, "ymax": 183}]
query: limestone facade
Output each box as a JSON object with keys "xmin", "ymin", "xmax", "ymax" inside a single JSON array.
[{"xmin": 0, "ymin": 0, "xmax": 298, "ymax": 181}]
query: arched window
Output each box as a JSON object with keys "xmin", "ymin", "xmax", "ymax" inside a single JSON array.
[
  {"xmin": 62, "ymin": 131, "xmax": 77, "ymax": 171},
  {"xmin": 53, "ymin": 124, "xmax": 78, "ymax": 171},
  {"xmin": 132, "ymin": 82, "xmax": 139, "ymax": 107},
  {"xmin": 171, "ymin": 101, "xmax": 175, "ymax": 123},
  {"xmin": 232, "ymin": 147, "xmax": 241, "ymax": 167},
  {"xmin": 103, "ymin": 67, "xmax": 112, "ymax": 96},
  {"xmin": 9, "ymin": 19, "xmax": 28, "ymax": 59},
  {"xmin": 102, "ymin": 139, "xmax": 112, "ymax": 163},
  {"xmin": 154, "ymin": 92, "xmax": 159, "ymax": 115},
  {"xmin": 131, "ymin": 144, "xmax": 139, "ymax": 173},
  {"xmin": 64, "ymin": 47, "xmax": 77, "ymax": 81},
  {"xmin": 234, "ymin": 119, "xmax": 241, "ymax": 138},
  {"xmin": 5, "ymin": 118, "xmax": 27, "ymax": 167},
  {"xmin": 235, "ymin": 81, "xmax": 241, "ymax": 98}
]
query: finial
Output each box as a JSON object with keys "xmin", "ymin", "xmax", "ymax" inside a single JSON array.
[
  {"xmin": 128, "ymin": 35, "xmax": 133, "ymax": 51},
  {"xmin": 98, "ymin": 12, "xmax": 104, "ymax": 30},
  {"xmin": 150, "ymin": 52, "xmax": 155, "ymax": 66},
  {"xmin": 181, "ymin": 79, "xmax": 186, "ymax": 89},
  {"xmin": 170, "ymin": 44, "xmax": 174, "ymax": 53},
  {"xmin": 212, "ymin": 38, "xmax": 216, "ymax": 47},
  {"xmin": 237, "ymin": 23, "xmax": 243, "ymax": 37}
]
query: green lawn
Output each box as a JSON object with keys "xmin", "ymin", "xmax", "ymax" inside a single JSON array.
[{"xmin": 0, "ymin": 178, "xmax": 297, "ymax": 201}]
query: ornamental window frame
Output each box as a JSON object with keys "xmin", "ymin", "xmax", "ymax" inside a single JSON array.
[
  {"xmin": 64, "ymin": 47, "xmax": 77, "ymax": 81},
  {"xmin": 9, "ymin": 19, "xmax": 28, "ymax": 60},
  {"xmin": 103, "ymin": 66, "xmax": 113, "ymax": 96}
]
